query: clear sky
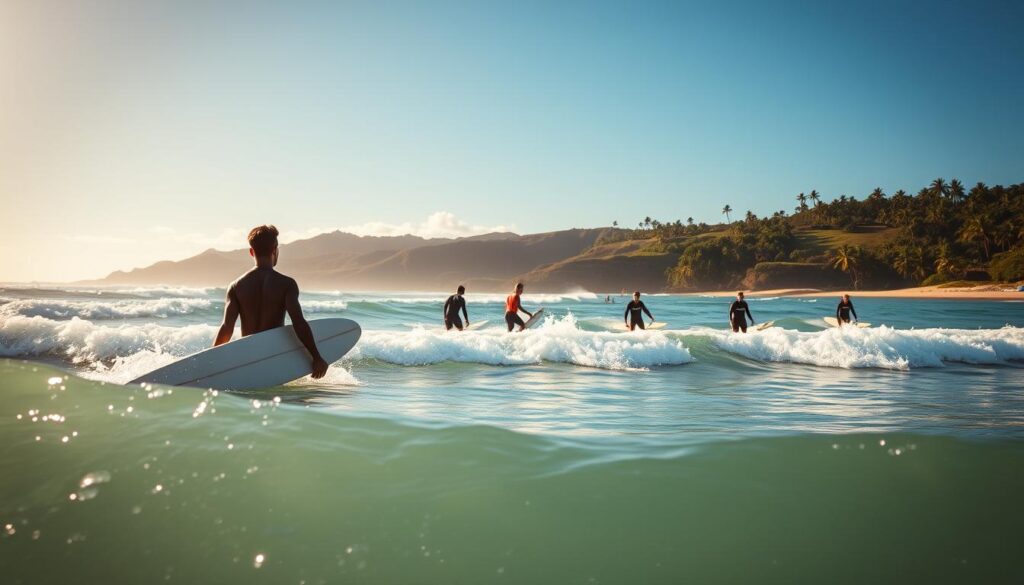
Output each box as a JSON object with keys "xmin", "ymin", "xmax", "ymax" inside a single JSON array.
[{"xmin": 1, "ymin": 0, "xmax": 1022, "ymax": 281}]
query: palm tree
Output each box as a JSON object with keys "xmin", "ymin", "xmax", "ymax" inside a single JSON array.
[
  {"xmin": 722, "ymin": 205, "xmax": 732, "ymax": 222},
  {"xmin": 796, "ymin": 192, "xmax": 808, "ymax": 211},
  {"xmin": 948, "ymin": 179, "xmax": 965, "ymax": 205},
  {"xmin": 809, "ymin": 190, "xmax": 820, "ymax": 206},
  {"xmin": 929, "ymin": 177, "xmax": 949, "ymax": 199},
  {"xmin": 686, "ymin": 217, "xmax": 694, "ymax": 226},
  {"xmin": 868, "ymin": 188, "xmax": 885, "ymax": 201},
  {"xmin": 893, "ymin": 247, "xmax": 924, "ymax": 282},
  {"xmin": 612, "ymin": 220, "xmax": 618, "ymax": 228},
  {"xmin": 643, "ymin": 216, "xmax": 652, "ymax": 230},
  {"xmin": 830, "ymin": 245, "xmax": 862, "ymax": 288},
  {"xmin": 934, "ymin": 242, "xmax": 959, "ymax": 277},
  {"xmin": 958, "ymin": 216, "xmax": 992, "ymax": 259}
]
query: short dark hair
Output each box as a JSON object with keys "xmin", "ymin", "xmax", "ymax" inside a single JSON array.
[
  {"xmin": 516, "ymin": 282, "xmax": 524, "ymax": 289},
  {"xmin": 457, "ymin": 285, "xmax": 465, "ymax": 293},
  {"xmin": 248, "ymin": 225, "xmax": 279, "ymax": 256},
  {"xmin": 633, "ymin": 290, "xmax": 641, "ymax": 296},
  {"xmin": 738, "ymin": 291, "xmax": 745, "ymax": 296}
]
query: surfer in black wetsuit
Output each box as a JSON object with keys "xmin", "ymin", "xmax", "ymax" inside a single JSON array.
[
  {"xmin": 624, "ymin": 291, "xmax": 654, "ymax": 331},
  {"xmin": 729, "ymin": 291, "xmax": 755, "ymax": 333},
  {"xmin": 836, "ymin": 294, "xmax": 858, "ymax": 326},
  {"xmin": 213, "ymin": 225, "xmax": 328, "ymax": 378},
  {"xmin": 443, "ymin": 285, "xmax": 470, "ymax": 331}
]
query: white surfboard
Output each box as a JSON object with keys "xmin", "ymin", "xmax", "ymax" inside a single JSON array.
[
  {"xmin": 824, "ymin": 317, "xmax": 870, "ymax": 329},
  {"xmin": 625, "ymin": 321, "xmax": 667, "ymax": 330},
  {"xmin": 130, "ymin": 318, "xmax": 361, "ymax": 390},
  {"xmin": 522, "ymin": 308, "xmax": 545, "ymax": 330},
  {"xmin": 755, "ymin": 321, "xmax": 775, "ymax": 331},
  {"xmin": 466, "ymin": 319, "xmax": 489, "ymax": 330}
]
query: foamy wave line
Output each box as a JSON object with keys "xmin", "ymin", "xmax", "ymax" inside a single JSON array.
[
  {"xmin": 342, "ymin": 292, "xmax": 600, "ymax": 305},
  {"xmin": 0, "ymin": 297, "xmax": 214, "ymax": 320},
  {"xmin": 350, "ymin": 314, "xmax": 692, "ymax": 370},
  {"xmin": 703, "ymin": 325, "xmax": 1024, "ymax": 369},
  {"xmin": 302, "ymin": 300, "xmax": 349, "ymax": 312}
]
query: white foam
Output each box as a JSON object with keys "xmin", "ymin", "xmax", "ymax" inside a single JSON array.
[
  {"xmin": 301, "ymin": 299, "xmax": 349, "ymax": 312},
  {"xmin": 0, "ymin": 315, "xmax": 217, "ymax": 373},
  {"xmin": 343, "ymin": 292, "xmax": 600, "ymax": 305},
  {"xmin": 705, "ymin": 325, "xmax": 1024, "ymax": 369},
  {"xmin": 0, "ymin": 297, "xmax": 213, "ymax": 320},
  {"xmin": 350, "ymin": 313, "xmax": 692, "ymax": 370}
]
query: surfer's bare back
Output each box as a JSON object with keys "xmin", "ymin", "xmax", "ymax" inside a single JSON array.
[{"xmin": 213, "ymin": 225, "xmax": 329, "ymax": 379}]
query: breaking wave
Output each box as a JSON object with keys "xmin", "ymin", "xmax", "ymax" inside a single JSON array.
[{"xmin": 701, "ymin": 325, "xmax": 1024, "ymax": 369}]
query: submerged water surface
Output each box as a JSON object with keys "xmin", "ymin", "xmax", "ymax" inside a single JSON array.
[{"xmin": 1, "ymin": 286, "xmax": 1023, "ymax": 583}]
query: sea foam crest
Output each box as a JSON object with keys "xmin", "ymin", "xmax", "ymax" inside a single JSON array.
[
  {"xmin": 0, "ymin": 297, "xmax": 213, "ymax": 320},
  {"xmin": 351, "ymin": 313, "xmax": 692, "ymax": 370},
  {"xmin": 706, "ymin": 325, "xmax": 1024, "ymax": 369}
]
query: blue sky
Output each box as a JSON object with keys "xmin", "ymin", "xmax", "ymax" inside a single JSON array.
[{"xmin": 1, "ymin": 0, "xmax": 1022, "ymax": 280}]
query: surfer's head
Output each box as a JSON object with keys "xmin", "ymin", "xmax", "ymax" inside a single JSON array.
[
  {"xmin": 457, "ymin": 285, "xmax": 465, "ymax": 295},
  {"xmin": 737, "ymin": 291, "xmax": 745, "ymax": 300},
  {"xmin": 515, "ymin": 282, "xmax": 524, "ymax": 294},
  {"xmin": 633, "ymin": 291, "xmax": 641, "ymax": 300},
  {"xmin": 248, "ymin": 225, "xmax": 279, "ymax": 265},
  {"xmin": 843, "ymin": 294, "xmax": 850, "ymax": 301}
]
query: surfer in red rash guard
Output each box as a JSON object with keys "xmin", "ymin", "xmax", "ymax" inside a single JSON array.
[
  {"xmin": 213, "ymin": 225, "xmax": 329, "ymax": 378},
  {"xmin": 504, "ymin": 282, "xmax": 534, "ymax": 332}
]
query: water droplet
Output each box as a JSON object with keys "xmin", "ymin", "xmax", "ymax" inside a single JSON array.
[
  {"xmin": 253, "ymin": 553, "xmax": 266, "ymax": 568},
  {"xmin": 46, "ymin": 376, "xmax": 62, "ymax": 386}
]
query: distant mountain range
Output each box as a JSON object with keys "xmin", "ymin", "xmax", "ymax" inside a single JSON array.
[{"xmin": 87, "ymin": 228, "xmax": 659, "ymax": 292}]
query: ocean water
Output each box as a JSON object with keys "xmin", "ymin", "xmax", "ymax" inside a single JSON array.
[{"xmin": 1, "ymin": 285, "xmax": 1023, "ymax": 583}]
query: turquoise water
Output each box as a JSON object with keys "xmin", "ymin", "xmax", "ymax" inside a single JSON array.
[{"xmin": 1, "ymin": 286, "xmax": 1023, "ymax": 583}]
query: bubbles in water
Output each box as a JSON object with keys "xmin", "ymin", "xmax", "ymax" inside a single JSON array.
[
  {"xmin": 46, "ymin": 376, "xmax": 62, "ymax": 385},
  {"xmin": 253, "ymin": 553, "xmax": 266, "ymax": 568},
  {"xmin": 79, "ymin": 471, "xmax": 111, "ymax": 489}
]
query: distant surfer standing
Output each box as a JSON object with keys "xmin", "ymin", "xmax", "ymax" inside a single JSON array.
[
  {"xmin": 836, "ymin": 294, "xmax": 858, "ymax": 326},
  {"xmin": 443, "ymin": 285, "xmax": 470, "ymax": 331},
  {"xmin": 624, "ymin": 291, "xmax": 654, "ymax": 331},
  {"xmin": 729, "ymin": 291, "xmax": 755, "ymax": 333},
  {"xmin": 213, "ymin": 225, "xmax": 329, "ymax": 378},
  {"xmin": 505, "ymin": 282, "xmax": 534, "ymax": 332}
]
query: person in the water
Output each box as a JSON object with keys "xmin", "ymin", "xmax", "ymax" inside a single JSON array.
[
  {"xmin": 729, "ymin": 291, "xmax": 755, "ymax": 333},
  {"xmin": 443, "ymin": 285, "xmax": 470, "ymax": 331},
  {"xmin": 624, "ymin": 291, "xmax": 654, "ymax": 331},
  {"xmin": 504, "ymin": 282, "xmax": 535, "ymax": 332},
  {"xmin": 213, "ymin": 225, "xmax": 329, "ymax": 378},
  {"xmin": 836, "ymin": 294, "xmax": 858, "ymax": 326}
]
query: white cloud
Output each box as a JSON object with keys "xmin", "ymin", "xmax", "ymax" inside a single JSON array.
[{"xmin": 338, "ymin": 212, "xmax": 513, "ymax": 239}]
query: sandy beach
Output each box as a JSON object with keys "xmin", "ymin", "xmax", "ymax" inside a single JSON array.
[{"xmin": 701, "ymin": 284, "xmax": 1024, "ymax": 300}]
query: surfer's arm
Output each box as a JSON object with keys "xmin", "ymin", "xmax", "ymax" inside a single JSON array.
[
  {"xmin": 850, "ymin": 303, "xmax": 858, "ymax": 320},
  {"xmin": 745, "ymin": 306, "xmax": 754, "ymax": 323},
  {"xmin": 285, "ymin": 281, "xmax": 328, "ymax": 379},
  {"xmin": 443, "ymin": 297, "xmax": 451, "ymax": 319},
  {"xmin": 642, "ymin": 302, "xmax": 654, "ymax": 320},
  {"xmin": 461, "ymin": 300, "xmax": 469, "ymax": 322},
  {"xmin": 213, "ymin": 289, "xmax": 240, "ymax": 346},
  {"xmin": 624, "ymin": 305, "xmax": 630, "ymax": 322}
]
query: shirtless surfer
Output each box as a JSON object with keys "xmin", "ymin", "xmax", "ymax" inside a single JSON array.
[
  {"xmin": 213, "ymin": 225, "xmax": 329, "ymax": 378},
  {"xmin": 505, "ymin": 282, "xmax": 535, "ymax": 332}
]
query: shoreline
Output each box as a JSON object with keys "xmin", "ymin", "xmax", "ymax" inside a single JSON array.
[{"xmin": 697, "ymin": 284, "xmax": 1024, "ymax": 300}]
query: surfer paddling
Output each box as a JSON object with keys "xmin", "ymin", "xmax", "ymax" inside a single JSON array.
[
  {"xmin": 213, "ymin": 225, "xmax": 329, "ymax": 378},
  {"xmin": 836, "ymin": 294, "xmax": 858, "ymax": 326},
  {"xmin": 729, "ymin": 291, "xmax": 755, "ymax": 333},
  {"xmin": 443, "ymin": 285, "xmax": 470, "ymax": 331},
  {"xmin": 505, "ymin": 282, "xmax": 535, "ymax": 332},
  {"xmin": 624, "ymin": 291, "xmax": 654, "ymax": 331}
]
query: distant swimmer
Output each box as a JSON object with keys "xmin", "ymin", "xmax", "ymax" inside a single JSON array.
[
  {"xmin": 836, "ymin": 294, "xmax": 858, "ymax": 326},
  {"xmin": 729, "ymin": 291, "xmax": 755, "ymax": 333},
  {"xmin": 443, "ymin": 285, "xmax": 470, "ymax": 331},
  {"xmin": 214, "ymin": 225, "xmax": 328, "ymax": 378},
  {"xmin": 624, "ymin": 291, "xmax": 654, "ymax": 331},
  {"xmin": 504, "ymin": 282, "xmax": 535, "ymax": 332}
]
